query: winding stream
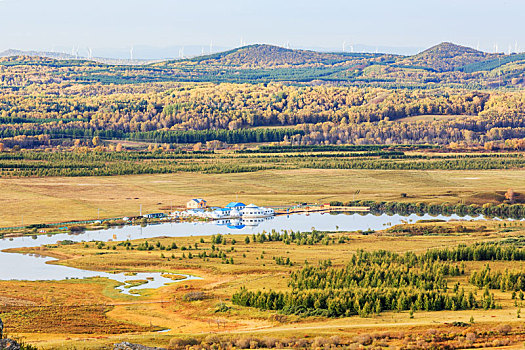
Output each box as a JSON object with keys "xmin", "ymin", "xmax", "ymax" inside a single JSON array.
[{"xmin": 0, "ymin": 212, "xmax": 491, "ymax": 294}]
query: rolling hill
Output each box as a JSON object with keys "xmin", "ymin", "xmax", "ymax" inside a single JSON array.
[
  {"xmin": 396, "ymin": 42, "xmax": 501, "ymax": 72},
  {"xmin": 173, "ymin": 44, "xmax": 386, "ymax": 68},
  {"xmin": 0, "ymin": 49, "xmax": 77, "ymax": 60},
  {"xmin": 0, "ymin": 42, "xmax": 523, "ymax": 87}
]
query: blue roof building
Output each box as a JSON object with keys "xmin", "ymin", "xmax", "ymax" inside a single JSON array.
[
  {"xmin": 225, "ymin": 202, "xmax": 246, "ymax": 210},
  {"xmin": 227, "ymin": 223, "xmax": 246, "ymax": 229}
]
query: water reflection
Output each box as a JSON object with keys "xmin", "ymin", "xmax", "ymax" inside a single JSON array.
[
  {"xmin": 215, "ymin": 216, "xmax": 274, "ymax": 229},
  {"xmin": 0, "ymin": 212, "xmax": 495, "ymax": 292}
]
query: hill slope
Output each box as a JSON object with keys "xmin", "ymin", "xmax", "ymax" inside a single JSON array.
[
  {"xmin": 0, "ymin": 49, "xmax": 77, "ymax": 60},
  {"xmin": 1, "ymin": 42, "xmax": 523, "ymax": 87},
  {"xmin": 397, "ymin": 42, "xmax": 500, "ymax": 71},
  {"xmin": 174, "ymin": 44, "xmax": 382, "ymax": 68}
]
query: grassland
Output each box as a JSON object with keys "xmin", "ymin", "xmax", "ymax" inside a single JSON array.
[
  {"xmin": 1, "ymin": 168, "xmax": 524, "ymax": 227},
  {"xmin": 1, "ymin": 149, "xmax": 524, "ymax": 348},
  {"xmin": 395, "ymin": 114, "xmax": 467, "ymax": 122},
  {"xmin": 2, "ymin": 220, "xmax": 525, "ymax": 349}
]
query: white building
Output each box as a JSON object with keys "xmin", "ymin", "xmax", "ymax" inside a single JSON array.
[
  {"xmin": 204, "ymin": 202, "xmax": 274, "ymax": 221},
  {"xmin": 182, "ymin": 208, "xmax": 206, "ymax": 217},
  {"xmin": 240, "ymin": 204, "xmax": 275, "ymax": 218},
  {"xmin": 209, "ymin": 208, "xmax": 241, "ymax": 219}
]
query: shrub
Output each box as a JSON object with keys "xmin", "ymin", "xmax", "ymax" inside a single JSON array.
[
  {"xmin": 168, "ymin": 337, "xmax": 199, "ymax": 350},
  {"xmin": 329, "ymin": 336, "xmax": 340, "ymax": 346},
  {"xmin": 355, "ymin": 334, "xmax": 372, "ymax": 346},
  {"xmin": 203, "ymin": 334, "xmax": 221, "ymax": 345},
  {"xmin": 214, "ymin": 302, "xmax": 231, "ymax": 313},
  {"xmin": 465, "ymin": 332, "xmax": 476, "ymax": 343},
  {"xmin": 262, "ymin": 337, "xmax": 278, "ymax": 348},
  {"xmin": 496, "ymin": 324, "xmax": 512, "ymax": 335},
  {"xmin": 69, "ymin": 225, "xmax": 85, "ymax": 232},
  {"xmin": 234, "ymin": 337, "xmax": 253, "ymax": 349},
  {"xmin": 182, "ymin": 291, "xmax": 207, "ymax": 301},
  {"xmin": 293, "ymin": 339, "xmax": 308, "ymax": 348},
  {"xmin": 311, "ymin": 337, "xmax": 329, "ymax": 349}
]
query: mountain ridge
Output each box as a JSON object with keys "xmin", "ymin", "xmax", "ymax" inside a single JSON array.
[
  {"xmin": 170, "ymin": 44, "xmax": 385, "ymax": 68},
  {"xmin": 0, "ymin": 42, "xmax": 523, "ymax": 87},
  {"xmin": 0, "ymin": 49, "xmax": 77, "ymax": 60},
  {"xmin": 0, "ymin": 42, "xmax": 506, "ymax": 71},
  {"xmin": 397, "ymin": 42, "xmax": 501, "ymax": 72}
]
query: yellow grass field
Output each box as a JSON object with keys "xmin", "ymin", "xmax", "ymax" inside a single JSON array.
[
  {"xmin": 3, "ymin": 222, "xmax": 525, "ymax": 349},
  {"xmin": 1, "ymin": 168, "xmax": 524, "ymax": 227},
  {"xmin": 395, "ymin": 114, "xmax": 469, "ymax": 122}
]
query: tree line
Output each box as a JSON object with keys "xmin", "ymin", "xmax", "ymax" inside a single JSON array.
[
  {"xmin": 3, "ymin": 82, "xmax": 525, "ymax": 148},
  {"xmin": 338, "ymin": 199, "xmax": 525, "ymax": 220},
  {"xmin": 0, "ymin": 150, "xmax": 523, "ymax": 178},
  {"xmin": 232, "ymin": 246, "xmax": 505, "ymax": 317}
]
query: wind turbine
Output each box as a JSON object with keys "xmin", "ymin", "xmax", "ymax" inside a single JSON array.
[
  {"xmin": 515, "ymin": 41, "xmax": 519, "ymax": 54},
  {"xmin": 71, "ymin": 46, "xmax": 79, "ymax": 59},
  {"xmin": 130, "ymin": 46, "xmax": 134, "ymax": 61},
  {"xmin": 342, "ymin": 41, "xmax": 346, "ymax": 52},
  {"xmin": 87, "ymin": 47, "xmax": 93, "ymax": 60},
  {"xmin": 210, "ymin": 40, "xmax": 213, "ymax": 54}
]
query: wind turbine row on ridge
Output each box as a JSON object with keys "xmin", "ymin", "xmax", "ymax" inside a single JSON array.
[
  {"xmin": 491, "ymin": 42, "xmax": 521, "ymax": 54},
  {"xmin": 342, "ymin": 41, "xmax": 354, "ymax": 53}
]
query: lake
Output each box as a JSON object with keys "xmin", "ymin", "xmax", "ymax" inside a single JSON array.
[{"xmin": 0, "ymin": 212, "xmax": 490, "ymax": 294}]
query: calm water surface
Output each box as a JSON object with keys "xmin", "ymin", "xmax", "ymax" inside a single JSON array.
[{"xmin": 0, "ymin": 212, "xmax": 486, "ymax": 293}]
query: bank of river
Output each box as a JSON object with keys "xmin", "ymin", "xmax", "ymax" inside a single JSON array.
[{"xmin": 0, "ymin": 212, "xmax": 491, "ymax": 294}]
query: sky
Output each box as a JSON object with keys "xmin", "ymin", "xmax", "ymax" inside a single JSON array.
[{"xmin": 0, "ymin": 0, "xmax": 524, "ymax": 58}]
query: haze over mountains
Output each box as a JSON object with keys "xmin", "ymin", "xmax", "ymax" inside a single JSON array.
[
  {"xmin": 0, "ymin": 42, "xmax": 515, "ymax": 69},
  {"xmin": 1, "ymin": 42, "xmax": 524, "ymax": 88},
  {"xmin": 398, "ymin": 42, "xmax": 502, "ymax": 72},
  {"xmin": 0, "ymin": 43, "xmax": 424, "ymax": 62},
  {"xmin": 174, "ymin": 42, "xmax": 508, "ymax": 71}
]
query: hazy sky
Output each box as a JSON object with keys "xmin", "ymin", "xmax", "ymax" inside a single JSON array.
[{"xmin": 0, "ymin": 0, "xmax": 523, "ymax": 54}]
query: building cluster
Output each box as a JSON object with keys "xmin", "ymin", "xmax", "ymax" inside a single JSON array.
[
  {"xmin": 178, "ymin": 199, "xmax": 275, "ymax": 219},
  {"xmin": 135, "ymin": 198, "xmax": 275, "ymax": 223}
]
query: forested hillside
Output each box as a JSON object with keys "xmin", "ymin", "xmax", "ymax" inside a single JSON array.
[
  {"xmin": 1, "ymin": 42, "xmax": 524, "ymax": 87},
  {"xmin": 1, "ymin": 82, "xmax": 525, "ymax": 148},
  {"xmin": 397, "ymin": 42, "xmax": 500, "ymax": 72},
  {"xmin": 177, "ymin": 44, "xmax": 383, "ymax": 68},
  {"xmin": 0, "ymin": 42, "xmax": 525, "ymax": 151}
]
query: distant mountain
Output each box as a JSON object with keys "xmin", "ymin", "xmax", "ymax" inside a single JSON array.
[
  {"xmin": 174, "ymin": 44, "xmax": 382, "ymax": 68},
  {"xmin": 1, "ymin": 42, "xmax": 523, "ymax": 88},
  {"xmin": 396, "ymin": 42, "xmax": 500, "ymax": 72},
  {"xmin": 0, "ymin": 49, "xmax": 159, "ymax": 65},
  {"xmin": 2, "ymin": 43, "xmax": 505, "ymax": 71},
  {"xmin": 0, "ymin": 49, "xmax": 77, "ymax": 60}
]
